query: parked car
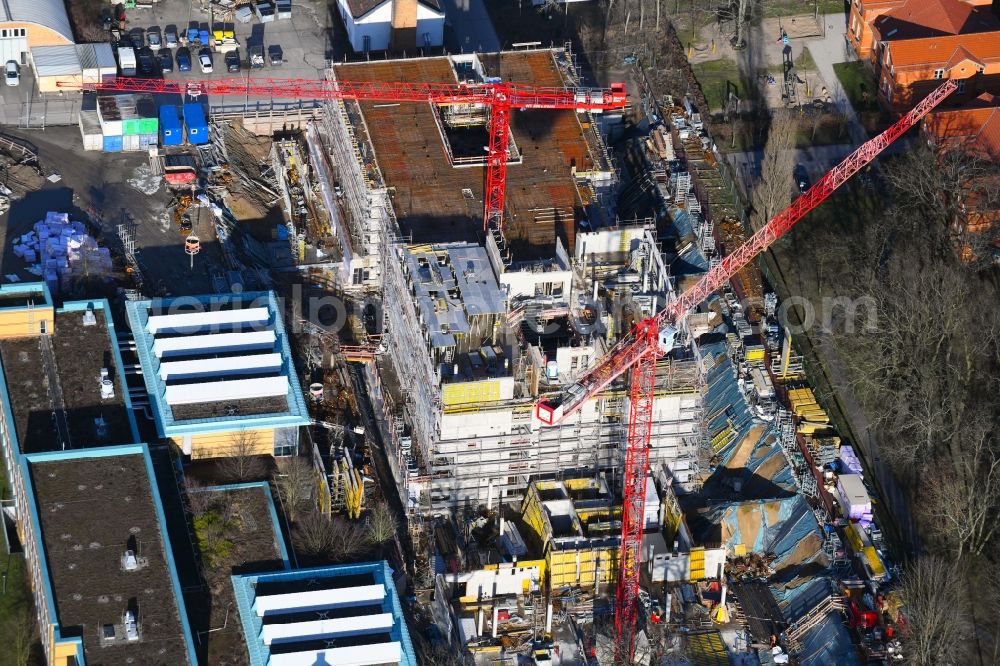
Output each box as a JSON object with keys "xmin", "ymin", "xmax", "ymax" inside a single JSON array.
[
  {"xmin": 129, "ymin": 27, "xmax": 145, "ymax": 48},
  {"xmin": 4, "ymin": 60, "xmax": 18, "ymax": 87},
  {"xmin": 137, "ymin": 47, "xmax": 157, "ymax": 76},
  {"xmin": 163, "ymin": 25, "xmax": 178, "ymax": 49},
  {"xmin": 176, "ymin": 47, "xmax": 192, "ymax": 72},
  {"xmin": 147, "ymin": 27, "xmax": 161, "ymax": 48},
  {"xmin": 225, "ymin": 49, "xmax": 240, "ymax": 73},
  {"xmin": 158, "ymin": 48, "xmax": 173, "ymax": 73},
  {"xmin": 267, "ymin": 44, "xmax": 283, "ymax": 66},
  {"xmin": 197, "ymin": 47, "xmax": 213, "ymax": 73},
  {"xmin": 793, "ymin": 164, "xmax": 810, "ymax": 195}
]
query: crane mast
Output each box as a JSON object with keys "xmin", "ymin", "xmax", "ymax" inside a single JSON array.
[
  {"xmin": 535, "ymin": 78, "xmax": 957, "ymax": 663},
  {"xmin": 60, "ymin": 76, "xmax": 626, "ymax": 232}
]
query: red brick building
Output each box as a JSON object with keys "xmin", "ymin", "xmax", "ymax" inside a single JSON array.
[{"xmin": 847, "ymin": 0, "xmax": 1000, "ymax": 112}]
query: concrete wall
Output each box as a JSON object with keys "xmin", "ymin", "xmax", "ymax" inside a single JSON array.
[
  {"xmin": 174, "ymin": 428, "xmax": 276, "ymax": 460},
  {"xmin": 0, "ymin": 306, "xmax": 53, "ymax": 338},
  {"xmin": 500, "ymin": 269, "xmax": 572, "ymax": 300},
  {"xmin": 335, "ymin": 0, "xmax": 444, "ymax": 52}
]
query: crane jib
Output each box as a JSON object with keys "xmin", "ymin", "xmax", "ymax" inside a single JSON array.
[{"xmin": 535, "ymin": 78, "xmax": 957, "ymax": 430}]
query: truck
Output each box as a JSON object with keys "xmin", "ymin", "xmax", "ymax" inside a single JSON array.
[
  {"xmin": 117, "ymin": 46, "xmax": 136, "ymax": 76},
  {"xmin": 248, "ymin": 43, "xmax": 264, "ymax": 69}
]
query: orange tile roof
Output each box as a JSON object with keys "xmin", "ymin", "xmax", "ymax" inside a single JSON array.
[
  {"xmin": 874, "ymin": 0, "xmax": 1000, "ymax": 39},
  {"xmin": 925, "ymin": 95, "xmax": 1000, "ymax": 157},
  {"xmin": 887, "ymin": 32, "xmax": 1000, "ymax": 67}
]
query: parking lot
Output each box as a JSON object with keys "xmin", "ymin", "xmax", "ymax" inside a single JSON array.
[
  {"xmin": 117, "ymin": 0, "xmax": 340, "ymax": 105},
  {"xmin": 0, "ymin": 0, "xmax": 346, "ymax": 125}
]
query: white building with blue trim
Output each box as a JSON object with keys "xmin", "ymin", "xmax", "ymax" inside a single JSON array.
[
  {"xmin": 125, "ymin": 291, "xmax": 310, "ymax": 459},
  {"xmin": 232, "ymin": 561, "xmax": 417, "ymax": 666}
]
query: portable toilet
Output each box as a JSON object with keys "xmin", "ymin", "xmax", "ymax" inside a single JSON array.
[
  {"xmin": 159, "ymin": 105, "xmax": 182, "ymax": 146},
  {"xmin": 182, "ymin": 102, "xmax": 208, "ymax": 145}
]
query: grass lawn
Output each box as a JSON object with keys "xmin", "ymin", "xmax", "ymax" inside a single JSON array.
[
  {"xmin": 795, "ymin": 47, "xmax": 817, "ymax": 71},
  {"xmin": 0, "ymin": 469, "xmax": 42, "ymax": 666},
  {"xmin": 833, "ymin": 61, "xmax": 889, "ymax": 133},
  {"xmin": 691, "ymin": 58, "xmax": 742, "ymax": 112}
]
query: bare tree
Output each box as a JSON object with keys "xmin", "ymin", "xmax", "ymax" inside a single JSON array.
[
  {"xmin": 217, "ymin": 429, "xmax": 267, "ymax": 482},
  {"xmin": 184, "ymin": 479, "xmax": 215, "ymax": 516},
  {"xmin": 275, "ymin": 456, "xmax": 315, "ymax": 523},
  {"xmin": 293, "ymin": 510, "xmax": 336, "ymax": 558},
  {"xmin": 750, "ymin": 112, "xmax": 798, "ymax": 231},
  {"xmin": 897, "ymin": 556, "xmax": 973, "ymax": 665},
  {"xmin": 416, "ymin": 640, "xmax": 470, "ymax": 666},
  {"xmin": 924, "ymin": 413, "xmax": 1000, "ymax": 558},
  {"xmin": 12, "ymin": 604, "xmax": 34, "ymax": 666},
  {"xmin": 293, "ymin": 510, "xmax": 368, "ymax": 563},
  {"xmin": 365, "ymin": 500, "xmax": 399, "ymax": 547}
]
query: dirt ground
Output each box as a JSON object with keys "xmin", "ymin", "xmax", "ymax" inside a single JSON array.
[
  {"xmin": 0, "ymin": 126, "xmax": 225, "ymax": 297},
  {"xmin": 691, "ymin": 16, "xmax": 829, "ymax": 110}
]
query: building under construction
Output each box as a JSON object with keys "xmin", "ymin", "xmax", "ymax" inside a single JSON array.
[{"xmin": 304, "ymin": 47, "xmax": 706, "ymax": 517}]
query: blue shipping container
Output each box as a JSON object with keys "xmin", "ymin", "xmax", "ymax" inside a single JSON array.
[
  {"xmin": 159, "ymin": 105, "xmax": 183, "ymax": 146},
  {"xmin": 182, "ymin": 102, "xmax": 208, "ymax": 145},
  {"xmin": 103, "ymin": 134, "xmax": 123, "ymax": 152}
]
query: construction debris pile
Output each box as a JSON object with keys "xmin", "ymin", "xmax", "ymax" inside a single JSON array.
[
  {"xmin": 217, "ymin": 121, "xmax": 280, "ymax": 215},
  {"xmin": 726, "ymin": 552, "xmax": 777, "ymax": 580},
  {"xmin": 13, "ymin": 212, "xmax": 112, "ymax": 293},
  {"xmin": 718, "ymin": 217, "xmax": 765, "ymax": 317}
]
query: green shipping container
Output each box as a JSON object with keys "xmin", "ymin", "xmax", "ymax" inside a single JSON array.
[
  {"xmin": 138, "ymin": 117, "xmax": 158, "ymax": 134},
  {"xmin": 123, "ymin": 118, "xmax": 142, "ymax": 135}
]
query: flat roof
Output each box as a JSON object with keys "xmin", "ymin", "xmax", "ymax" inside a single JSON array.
[
  {"xmin": 404, "ymin": 243, "xmax": 506, "ymax": 349},
  {"xmin": 232, "ymin": 561, "xmax": 417, "ymax": 666},
  {"xmin": 0, "ymin": 304, "xmax": 136, "ymax": 453},
  {"xmin": 186, "ymin": 482, "xmax": 290, "ymax": 663},
  {"xmin": 126, "ymin": 292, "xmax": 309, "ymax": 437},
  {"xmin": 25, "ymin": 447, "xmax": 197, "ymax": 665},
  {"xmin": 334, "ymin": 50, "xmax": 609, "ymax": 260}
]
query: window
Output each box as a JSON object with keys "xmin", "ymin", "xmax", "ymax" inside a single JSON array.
[
  {"xmin": 362, "ymin": 35, "xmax": 371, "ymax": 54},
  {"xmin": 933, "ymin": 69, "xmax": 945, "ymax": 79},
  {"xmin": 956, "ymin": 80, "xmax": 966, "ymax": 94},
  {"xmin": 1, "ymin": 30, "xmax": 7, "ymax": 37}
]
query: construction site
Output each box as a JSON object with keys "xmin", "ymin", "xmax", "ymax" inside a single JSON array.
[{"xmin": 0, "ymin": 0, "xmax": 988, "ymax": 658}]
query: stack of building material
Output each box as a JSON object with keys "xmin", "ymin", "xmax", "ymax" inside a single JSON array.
[
  {"xmin": 805, "ymin": 435, "xmax": 840, "ymax": 468},
  {"xmin": 835, "ymin": 473, "xmax": 872, "ymax": 524},
  {"xmin": 838, "ymin": 445, "xmax": 864, "ymax": 476},
  {"xmin": 788, "ymin": 387, "xmax": 832, "ymax": 435},
  {"xmin": 11, "ymin": 212, "xmax": 112, "ymax": 293},
  {"xmin": 97, "ymin": 94, "xmax": 159, "ymax": 152}
]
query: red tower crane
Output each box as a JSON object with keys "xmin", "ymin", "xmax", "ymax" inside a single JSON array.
[
  {"xmin": 60, "ymin": 76, "xmax": 627, "ymax": 231},
  {"xmin": 535, "ymin": 79, "xmax": 957, "ymax": 663}
]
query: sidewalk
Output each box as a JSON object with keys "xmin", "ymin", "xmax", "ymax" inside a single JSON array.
[{"xmin": 804, "ymin": 13, "xmax": 867, "ymax": 146}]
